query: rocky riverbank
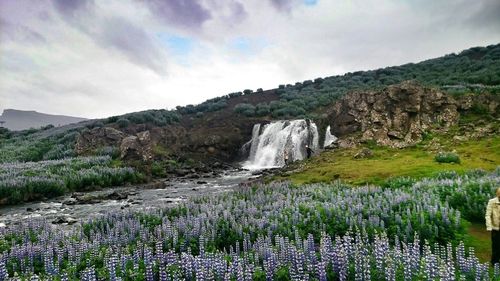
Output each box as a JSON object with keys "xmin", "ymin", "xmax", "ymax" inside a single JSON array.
[{"xmin": 0, "ymin": 169, "xmax": 258, "ymax": 228}]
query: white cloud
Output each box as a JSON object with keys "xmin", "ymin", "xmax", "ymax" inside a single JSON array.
[{"xmin": 1, "ymin": 0, "xmax": 499, "ymax": 118}]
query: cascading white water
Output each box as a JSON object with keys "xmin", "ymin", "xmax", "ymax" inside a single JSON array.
[
  {"xmin": 323, "ymin": 125, "xmax": 337, "ymax": 147},
  {"xmin": 247, "ymin": 124, "xmax": 261, "ymax": 162},
  {"xmin": 243, "ymin": 120, "xmax": 319, "ymax": 169}
]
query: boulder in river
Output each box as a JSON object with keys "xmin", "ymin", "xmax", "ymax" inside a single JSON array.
[
  {"xmin": 106, "ymin": 191, "xmax": 128, "ymax": 200},
  {"xmin": 52, "ymin": 216, "xmax": 78, "ymax": 225}
]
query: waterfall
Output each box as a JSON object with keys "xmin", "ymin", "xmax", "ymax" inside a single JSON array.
[
  {"xmin": 243, "ymin": 120, "xmax": 319, "ymax": 169},
  {"xmin": 248, "ymin": 123, "xmax": 261, "ymax": 162},
  {"xmin": 323, "ymin": 125, "xmax": 337, "ymax": 147}
]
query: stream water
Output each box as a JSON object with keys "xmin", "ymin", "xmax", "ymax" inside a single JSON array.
[{"xmin": 0, "ymin": 169, "xmax": 255, "ymax": 228}]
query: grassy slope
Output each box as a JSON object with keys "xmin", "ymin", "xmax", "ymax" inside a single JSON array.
[{"xmin": 280, "ymin": 136, "xmax": 500, "ymax": 186}]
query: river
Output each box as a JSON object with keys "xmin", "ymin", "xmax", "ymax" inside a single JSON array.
[{"xmin": 0, "ymin": 169, "xmax": 256, "ymax": 228}]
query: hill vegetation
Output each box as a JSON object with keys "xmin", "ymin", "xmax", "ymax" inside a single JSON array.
[{"xmin": 188, "ymin": 43, "xmax": 500, "ymax": 120}]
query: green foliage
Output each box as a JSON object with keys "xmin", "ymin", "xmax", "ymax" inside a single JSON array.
[
  {"xmin": 176, "ymin": 96, "xmax": 228, "ymax": 115},
  {"xmin": 274, "ymin": 267, "xmax": 292, "ymax": 281},
  {"xmin": 0, "ymin": 156, "xmax": 142, "ymax": 205},
  {"xmin": 106, "ymin": 116, "xmax": 119, "ymax": 123},
  {"xmin": 435, "ymin": 152, "xmax": 461, "ymax": 164},
  {"xmin": 234, "ymin": 103, "xmax": 256, "ymax": 117},
  {"xmin": 41, "ymin": 124, "xmax": 54, "ymax": 130},
  {"xmin": 383, "ymin": 176, "xmax": 416, "ymax": 189},
  {"xmin": 117, "ymin": 109, "xmax": 180, "ymax": 126},
  {"xmin": 151, "ymin": 161, "xmax": 167, "ymax": 177},
  {"xmin": 95, "ymin": 146, "xmax": 120, "ymax": 159},
  {"xmin": 87, "ymin": 121, "xmax": 104, "ymax": 129},
  {"xmin": 255, "ymin": 103, "xmax": 270, "ymax": 116},
  {"xmin": 117, "ymin": 118, "xmax": 131, "ymax": 128},
  {"xmin": 0, "ymin": 129, "xmax": 80, "ymax": 163},
  {"xmin": 0, "ymin": 127, "xmax": 11, "ymax": 138}
]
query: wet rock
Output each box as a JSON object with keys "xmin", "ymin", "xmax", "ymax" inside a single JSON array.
[
  {"xmin": 140, "ymin": 182, "xmax": 164, "ymax": 189},
  {"xmin": 196, "ymin": 181, "xmax": 208, "ymax": 184},
  {"xmin": 67, "ymin": 194, "xmax": 103, "ymax": 205},
  {"xmin": 174, "ymin": 169, "xmax": 189, "ymax": 177},
  {"xmin": 63, "ymin": 198, "xmax": 78, "ymax": 205},
  {"xmin": 251, "ymin": 170, "xmax": 263, "ymax": 176},
  {"xmin": 52, "ymin": 216, "xmax": 78, "ymax": 225},
  {"xmin": 71, "ymin": 192, "xmax": 84, "ymax": 198},
  {"xmin": 26, "ymin": 207, "xmax": 34, "ymax": 212},
  {"xmin": 106, "ymin": 191, "xmax": 128, "ymax": 200}
]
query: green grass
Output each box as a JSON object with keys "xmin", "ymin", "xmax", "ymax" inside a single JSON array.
[
  {"xmin": 465, "ymin": 222, "xmax": 492, "ymax": 263},
  {"xmin": 281, "ymin": 136, "xmax": 500, "ymax": 185}
]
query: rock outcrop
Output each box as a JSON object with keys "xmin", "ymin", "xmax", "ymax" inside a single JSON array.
[
  {"xmin": 120, "ymin": 130, "xmax": 153, "ymax": 161},
  {"xmin": 75, "ymin": 127, "xmax": 153, "ymax": 162},
  {"xmin": 75, "ymin": 127, "xmax": 126, "ymax": 154},
  {"xmin": 327, "ymin": 81, "xmax": 460, "ymax": 148}
]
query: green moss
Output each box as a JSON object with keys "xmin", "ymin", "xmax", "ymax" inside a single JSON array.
[
  {"xmin": 152, "ymin": 144, "xmax": 170, "ymax": 157},
  {"xmin": 282, "ymin": 136, "xmax": 500, "ymax": 185},
  {"xmin": 435, "ymin": 152, "xmax": 461, "ymax": 164}
]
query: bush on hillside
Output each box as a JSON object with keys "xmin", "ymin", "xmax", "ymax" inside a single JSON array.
[
  {"xmin": 435, "ymin": 152, "xmax": 461, "ymax": 164},
  {"xmin": 234, "ymin": 103, "xmax": 256, "ymax": 117},
  {"xmin": 117, "ymin": 118, "xmax": 130, "ymax": 128}
]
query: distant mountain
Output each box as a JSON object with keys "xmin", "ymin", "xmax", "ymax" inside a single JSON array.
[{"xmin": 0, "ymin": 109, "xmax": 87, "ymax": 131}]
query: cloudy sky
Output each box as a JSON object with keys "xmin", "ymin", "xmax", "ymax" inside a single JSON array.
[{"xmin": 1, "ymin": 0, "xmax": 499, "ymax": 118}]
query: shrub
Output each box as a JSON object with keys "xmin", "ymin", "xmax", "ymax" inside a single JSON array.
[
  {"xmin": 117, "ymin": 118, "xmax": 130, "ymax": 128},
  {"xmin": 41, "ymin": 124, "xmax": 54, "ymax": 130},
  {"xmin": 107, "ymin": 116, "xmax": 119, "ymax": 123},
  {"xmin": 435, "ymin": 152, "xmax": 461, "ymax": 164},
  {"xmin": 234, "ymin": 103, "xmax": 256, "ymax": 117},
  {"xmin": 0, "ymin": 156, "xmax": 141, "ymax": 204},
  {"xmin": 255, "ymin": 103, "xmax": 270, "ymax": 117},
  {"xmin": 151, "ymin": 161, "xmax": 167, "ymax": 178}
]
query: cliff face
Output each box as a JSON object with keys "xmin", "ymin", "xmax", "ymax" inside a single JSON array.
[
  {"xmin": 74, "ymin": 116, "xmax": 261, "ymax": 165},
  {"xmin": 327, "ymin": 81, "xmax": 498, "ymax": 148}
]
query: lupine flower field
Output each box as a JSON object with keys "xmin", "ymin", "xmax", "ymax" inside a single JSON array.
[
  {"xmin": 0, "ymin": 156, "xmax": 142, "ymax": 204},
  {"xmin": 1, "ymin": 169, "xmax": 499, "ymax": 280}
]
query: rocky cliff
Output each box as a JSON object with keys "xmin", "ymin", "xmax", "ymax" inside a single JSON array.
[{"xmin": 327, "ymin": 81, "xmax": 498, "ymax": 148}]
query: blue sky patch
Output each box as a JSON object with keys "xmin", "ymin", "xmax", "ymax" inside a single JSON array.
[
  {"xmin": 157, "ymin": 33, "xmax": 193, "ymax": 57},
  {"xmin": 303, "ymin": 0, "xmax": 318, "ymax": 6}
]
